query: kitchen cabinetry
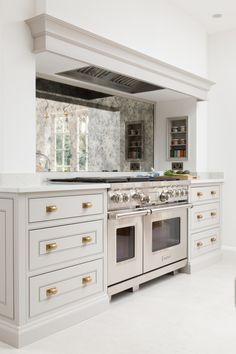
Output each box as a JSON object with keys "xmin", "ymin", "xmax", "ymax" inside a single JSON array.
[
  {"xmin": 167, "ymin": 116, "xmax": 188, "ymax": 160},
  {"xmin": 0, "ymin": 187, "xmax": 108, "ymax": 348},
  {"xmin": 185, "ymin": 182, "xmax": 223, "ymax": 273}
]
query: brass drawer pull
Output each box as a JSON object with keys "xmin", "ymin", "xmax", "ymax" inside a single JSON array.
[
  {"xmin": 46, "ymin": 205, "xmax": 58, "ymax": 213},
  {"xmin": 211, "ymin": 212, "xmax": 217, "ymax": 217},
  {"xmin": 82, "ymin": 275, "xmax": 92, "ymax": 285},
  {"xmin": 82, "ymin": 235, "xmax": 92, "ymax": 243},
  {"xmin": 197, "ymin": 214, "xmax": 203, "ymax": 220},
  {"xmin": 46, "ymin": 242, "xmax": 58, "ymax": 252},
  {"xmin": 82, "ymin": 202, "xmax": 93, "ymax": 209},
  {"xmin": 211, "ymin": 237, "xmax": 217, "ymax": 242},
  {"xmin": 197, "ymin": 241, "xmax": 203, "ymax": 247},
  {"xmin": 211, "ymin": 191, "xmax": 217, "ymax": 195},
  {"xmin": 197, "ymin": 192, "xmax": 203, "ymax": 197},
  {"xmin": 46, "ymin": 287, "xmax": 58, "ymax": 297}
]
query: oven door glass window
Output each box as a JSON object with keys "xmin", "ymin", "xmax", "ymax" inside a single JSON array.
[
  {"xmin": 152, "ymin": 217, "xmax": 180, "ymax": 252},
  {"xmin": 116, "ymin": 226, "xmax": 135, "ymax": 263}
]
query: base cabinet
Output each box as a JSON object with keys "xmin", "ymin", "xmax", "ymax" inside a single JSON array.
[
  {"xmin": 0, "ymin": 189, "xmax": 108, "ymax": 348},
  {"xmin": 186, "ymin": 183, "xmax": 223, "ymax": 273}
]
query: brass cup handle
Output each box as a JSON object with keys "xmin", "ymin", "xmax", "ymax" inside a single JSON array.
[
  {"xmin": 211, "ymin": 191, "xmax": 217, "ymax": 195},
  {"xmin": 197, "ymin": 241, "xmax": 203, "ymax": 247},
  {"xmin": 46, "ymin": 287, "xmax": 58, "ymax": 297},
  {"xmin": 82, "ymin": 202, "xmax": 93, "ymax": 209},
  {"xmin": 197, "ymin": 192, "xmax": 203, "ymax": 197},
  {"xmin": 211, "ymin": 212, "xmax": 217, "ymax": 217},
  {"xmin": 82, "ymin": 275, "xmax": 92, "ymax": 285},
  {"xmin": 46, "ymin": 205, "xmax": 58, "ymax": 213},
  {"xmin": 46, "ymin": 242, "xmax": 58, "ymax": 252},
  {"xmin": 197, "ymin": 214, "xmax": 203, "ymax": 219},
  {"xmin": 82, "ymin": 235, "xmax": 92, "ymax": 243},
  {"xmin": 211, "ymin": 237, "xmax": 217, "ymax": 242}
]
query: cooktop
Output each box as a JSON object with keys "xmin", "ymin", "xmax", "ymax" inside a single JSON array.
[{"xmin": 49, "ymin": 176, "xmax": 180, "ymax": 183}]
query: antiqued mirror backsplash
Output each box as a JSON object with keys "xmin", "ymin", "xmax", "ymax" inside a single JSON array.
[{"xmin": 36, "ymin": 79, "xmax": 154, "ymax": 172}]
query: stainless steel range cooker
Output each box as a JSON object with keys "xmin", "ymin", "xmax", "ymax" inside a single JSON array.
[
  {"xmin": 107, "ymin": 179, "xmax": 191, "ymax": 296},
  {"xmin": 49, "ymin": 176, "xmax": 192, "ymax": 296}
]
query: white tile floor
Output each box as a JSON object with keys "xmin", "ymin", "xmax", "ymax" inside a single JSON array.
[{"xmin": 1, "ymin": 250, "xmax": 236, "ymax": 354}]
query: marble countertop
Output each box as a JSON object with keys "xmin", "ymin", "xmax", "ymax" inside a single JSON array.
[{"xmin": 190, "ymin": 178, "xmax": 224, "ymax": 184}]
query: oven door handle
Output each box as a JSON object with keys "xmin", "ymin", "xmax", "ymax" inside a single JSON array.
[
  {"xmin": 108, "ymin": 209, "xmax": 150, "ymax": 220},
  {"xmin": 150, "ymin": 203, "xmax": 193, "ymax": 214}
]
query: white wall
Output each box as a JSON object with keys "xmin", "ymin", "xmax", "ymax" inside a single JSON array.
[
  {"xmin": 40, "ymin": 0, "xmax": 207, "ymax": 77},
  {"xmin": 155, "ymin": 98, "xmax": 197, "ymax": 172},
  {"xmin": 0, "ymin": 0, "xmax": 36, "ymax": 173},
  {"xmin": 208, "ymin": 29, "xmax": 236, "ymax": 247}
]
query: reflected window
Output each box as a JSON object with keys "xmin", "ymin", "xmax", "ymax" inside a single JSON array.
[{"xmin": 55, "ymin": 117, "xmax": 71, "ymax": 172}]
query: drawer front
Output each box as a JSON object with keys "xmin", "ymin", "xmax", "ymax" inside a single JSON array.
[
  {"xmin": 29, "ymin": 220, "xmax": 104, "ymax": 270},
  {"xmin": 191, "ymin": 185, "xmax": 220, "ymax": 203},
  {"xmin": 191, "ymin": 203, "xmax": 220, "ymax": 231},
  {"xmin": 29, "ymin": 194, "xmax": 104, "ymax": 223},
  {"xmin": 29, "ymin": 259, "xmax": 103, "ymax": 317},
  {"xmin": 191, "ymin": 228, "xmax": 220, "ymax": 258}
]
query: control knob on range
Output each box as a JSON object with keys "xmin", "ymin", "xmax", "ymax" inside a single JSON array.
[
  {"xmin": 122, "ymin": 193, "xmax": 129, "ymax": 203},
  {"xmin": 145, "ymin": 195, "xmax": 151, "ymax": 203},
  {"xmin": 175, "ymin": 189, "xmax": 180, "ymax": 197},
  {"xmin": 180, "ymin": 190, "xmax": 185, "ymax": 197},
  {"xmin": 131, "ymin": 191, "xmax": 141, "ymax": 201},
  {"xmin": 160, "ymin": 191, "xmax": 169, "ymax": 202},
  {"xmin": 110, "ymin": 192, "xmax": 123, "ymax": 203}
]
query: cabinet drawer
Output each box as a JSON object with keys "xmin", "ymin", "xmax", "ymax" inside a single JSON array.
[
  {"xmin": 29, "ymin": 220, "xmax": 104, "ymax": 270},
  {"xmin": 29, "ymin": 259, "xmax": 103, "ymax": 317},
  {"xmin": 191, "ymin": 228, "xmax": 220, "ymax": 258},
  {"xmin": 191, "ymin": 203, "xmax": 220, "ymax": 231},
  {"xmin": 191, "ymin": 185, "xmax": 220, "ymax": 203},
  {"xmin": 29, "ymin": 194, "xmax": 104, "ymax": 223}
]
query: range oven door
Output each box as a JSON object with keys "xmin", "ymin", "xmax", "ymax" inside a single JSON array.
[
  {"xmin": 107, "ymin": 209, "xmax": 148, "ymax": 286},
  {"xmin": 144, "ymin": 204, "xmax": 190, "ymax": 273}
]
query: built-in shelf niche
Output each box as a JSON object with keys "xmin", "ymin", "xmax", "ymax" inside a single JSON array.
[
  {"xmin": 126, "ymin": 121, "xmax": 144, "ymax": 161},
  {"xmin": 167, "ymin": 116, "xmax": 188, "ymax": 161}
]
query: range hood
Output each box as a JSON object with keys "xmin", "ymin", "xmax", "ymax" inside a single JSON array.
[{"xmin": 57, "ymin": 65, "xmax": 163, "ymax": 94}]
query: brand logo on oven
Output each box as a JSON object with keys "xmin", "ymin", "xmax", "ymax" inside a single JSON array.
[{"xmin": 162, "ymin": 254, "xmax": 171, "ymax": 261}]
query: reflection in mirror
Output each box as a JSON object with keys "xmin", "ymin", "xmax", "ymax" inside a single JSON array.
[{"xmin": 36, "ymin": 79, "xmax": 154, "ymax": 172}]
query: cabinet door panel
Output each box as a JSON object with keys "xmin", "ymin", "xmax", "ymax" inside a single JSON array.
[{"xmin": 0, "ymin": 199, "xmax": 13, "ymax": 319}]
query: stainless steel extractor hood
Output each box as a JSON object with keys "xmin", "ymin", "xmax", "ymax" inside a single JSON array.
[{"xmin": 56, "ymin": 66, "xmax": 163, "ymax": 94}]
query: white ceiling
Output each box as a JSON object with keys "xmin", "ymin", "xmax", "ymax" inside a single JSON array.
[{"xmin": 170, "ymin": 0, "xmax": 236, "ymax": 33}]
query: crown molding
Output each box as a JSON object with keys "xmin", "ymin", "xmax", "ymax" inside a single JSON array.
[{"xmin": 26, "ymin": 14, "xmax": 214, "ymax": 100}]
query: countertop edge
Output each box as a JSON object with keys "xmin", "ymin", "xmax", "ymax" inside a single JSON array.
[
  {"xmin": 0, "ymin": 183, "xmax": 111, "ymax": 193},
  {"xmin": 190, "ymin": 179, "xmax": 224, "ymax": 184}
]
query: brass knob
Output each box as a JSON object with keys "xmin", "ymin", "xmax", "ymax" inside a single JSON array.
[
  {"xmin": 46, "ymin": 205, "xmax": 58, "ymax": 213},
  {"xmin": 197, "ymin": 214, "xmax": 203, "ymax": 219},
  {"xmin": 82, "ymin": 235, "xmax": 92, "ymax": 243},
  {"xmin": 46, "ymin": 242, "xmax": 58, "ymax": 252},
  {"xmin": 82, "ymin": 202, "xmax": 93, "ymax": 209},
  {"xmin": 82, "ymin": 275, "xmax": 92, "ymax": 285},
  {"xmin": 197, "ymin": 192, "xmax": 203, "ymax": 197},
  {"xmin": 211, "ymin": 237, "xmax": 217, "ymax": 242},
  {"xmin": 197, "ymin": 241, "xmax": 203, "ymax": 247},
  {"xmin": 211, "ymin": 212, "xmax": 217, "ymax": 217},
  {"xmin": 46, "ymin": 287, "xmax": 58, "ymax": 297},
  {"xmin": 211, "ymin": 191, "xmax": 217, "ymax": 195}
]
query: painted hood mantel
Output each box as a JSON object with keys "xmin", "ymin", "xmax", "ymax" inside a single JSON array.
[{"xmin": 26, "ymin": 14, "xmax": 214, "ymax": 100}]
